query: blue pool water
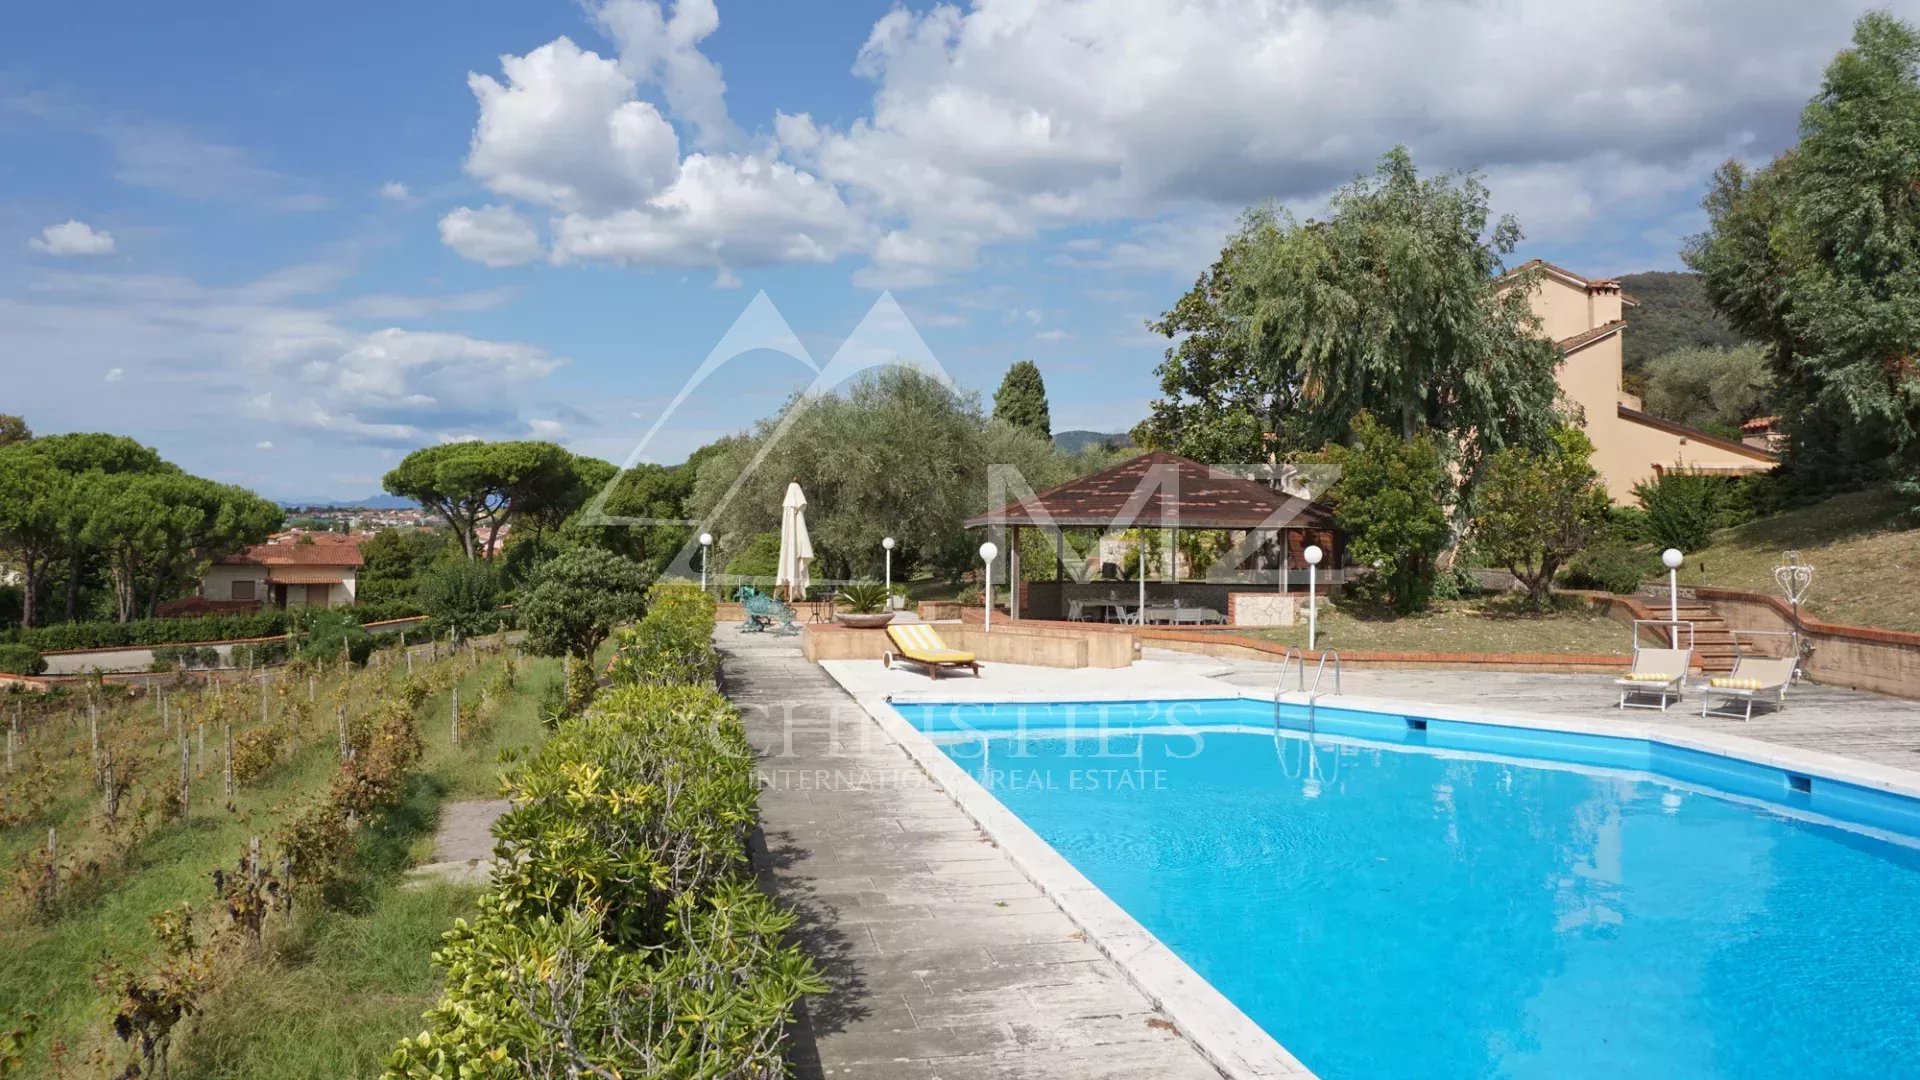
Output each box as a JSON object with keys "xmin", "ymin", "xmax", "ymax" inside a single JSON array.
[{"xmin": 896, "ymin": 698, "xmax": 1920, "ymax": 1080}]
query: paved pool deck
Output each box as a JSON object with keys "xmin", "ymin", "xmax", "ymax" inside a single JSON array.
[{"xmin": 720, "ymin": 631, "xmax": 1227, "ymax": 1080}]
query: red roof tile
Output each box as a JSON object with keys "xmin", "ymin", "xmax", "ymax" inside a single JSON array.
[{"xmin": 217, "ymin": 536, "xmax": 364, "ymax": 568}]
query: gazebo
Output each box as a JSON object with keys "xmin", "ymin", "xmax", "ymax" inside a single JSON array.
[{"xmin": 964, "ymin": 450, "xmax": 1343, "ymax": 625}]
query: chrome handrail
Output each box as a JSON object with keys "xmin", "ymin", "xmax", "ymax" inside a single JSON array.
[
  {"xmin": 1305, "ymin": 649, "xmax": 1342, "ymax": 734},
  {"xmin": 1272, "ymin": 646, "xmax": 1305, "ymax": 730}
]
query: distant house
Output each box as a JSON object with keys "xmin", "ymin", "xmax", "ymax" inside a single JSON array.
[
  {"xmin": 1507, "ymin": 260, "xmax": 1778, "ymax": 501},
  {"xmin": 1741, "ymin": 415, "xmax": 1786, "ymax": 454},
  {"xmin": 199, "ymin": 532, "xmax": 364, "ymax": 610}
]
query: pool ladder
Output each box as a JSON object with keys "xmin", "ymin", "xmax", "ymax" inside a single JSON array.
[{"xmin": 1272, "ymin": 647, "xmax": 1342, "ymax": 734}]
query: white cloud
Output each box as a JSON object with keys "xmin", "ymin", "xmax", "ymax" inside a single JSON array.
[
  {"xmin": 528, "ymin": 417, "xmax": 568, "ymax": 439},
  {"xmin": 549, "ymin": 152, "xmax": 863, "ymax": 266},
  {"xmin": 1036, "ymin": 328, "xmax": 1070, "ymax": 342},
  {"xmin": 592, "ymin": 0, "xmax": 738, "ymax": 150},
  {"xmin": 442, "ymin": 0, "xmax": 1918, "ymax": 285},
  {"xmin": 440, "ymin": 204, "xmax": 545, "ymax": 266},
  {"xmin": 28, "ymin": 220, "xmax": 115, "ymax": 256},
  {"xmin": 2, "ymin": 265, "xmax": 567, "ymax": 448},
  {"xmin": 256, "ymin": 440, "xmax": 274, "ymax": 450},
  {"xmin": 379, "ymin": 180, "xmax": 412, "ymax": 201},
  {"xmin": 466, "ymin": 36, "xmax": 682, "ymax": 214}
]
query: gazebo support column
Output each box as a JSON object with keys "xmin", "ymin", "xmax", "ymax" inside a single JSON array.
[{"xmin": 1010, "ymin": 525, "xmax": 1021, "ymax": 621}]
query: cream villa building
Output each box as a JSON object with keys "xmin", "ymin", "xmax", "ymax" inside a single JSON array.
[{"xmin": 1509, "ymin": 259, "xmax": 1777, "ymax": 501}]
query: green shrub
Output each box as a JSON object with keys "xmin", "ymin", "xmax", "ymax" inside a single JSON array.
[
  {"xmin": 0, "ymin": 643, "xmax": 46, "ymax": 675},
  {"xmin": 1632, "ymin": 472, "xmax": 1730, "ymax": 552},
  {"xmin": 298, "ymin": 610, "xmax": 373, "ymax": 666},
  {"xmin": 1562, "ymin": 533, "xmax": 1664, "ymax": 594},
  {"xmin": 150, "ymin": 645, "xmax": 219, "ymax": 671},
  {"xmin": 228, "ymin": 640, "xmax": 290, "ymax": 669},
  {"xmin": 1, "ymin": 612, "xmax": 286, "ymax": 652},
  {"xmin": 416, "ymin": 560, "xmax": 503, "ymax": 641},
  {"xmin": 723, "ymin": 531, "xmax": 782, "ymax": 578},
  {"xmin": 606, "ymin": 583, "xmax": 718, "ymax": 689}
]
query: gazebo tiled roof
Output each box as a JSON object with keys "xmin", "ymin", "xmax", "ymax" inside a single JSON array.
[{"xmin": 965, "ymin": 450, "xmax": 1336, "ymax": 530}]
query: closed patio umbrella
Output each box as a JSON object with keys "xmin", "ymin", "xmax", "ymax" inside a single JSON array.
[{"xmin": 776, "ymin": 482, "xmax": 813, "ymax": 602}]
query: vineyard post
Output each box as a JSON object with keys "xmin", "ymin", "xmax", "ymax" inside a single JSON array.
[
  {"xmin": 260, "ymin": 675, "xmax": 269, "ymax": 725},
  {"xmin": 103, "ymin": 749, "xmax": 117, "ymax": 828},
  {"xmin": 450, "ymin": 686, "xmax": 460, "ymax": 748},
  {"xmin": 224, "ymin": 724, "xmax": 234, "ymax": 797},
  {"xmin": 89, "ymin": 705, "xmax": 99, "ymax": 765},
  {"xmin": 45, "ymin": 827, "xmax": 57, "ymax": 905},
  {"xmin": 179, "ymin": 734, "xmax": 190, "ymax": 815},
  {"xmin": 337, "ymin": 704, "xmax": 347, "ymax": 762},
  {"xmin": 197, "ymin": 722, "xmax": 206, "ymax": 776},
  {"xmin": 5, "ymin": 725, "xmax": 12, "ymax": 773},
  {"xmin": 250, "ymin": 836, "xmax": 262, "ymax": 886},
  {"xmin": 309, "ymin": 675, "xmax": 316, "ymax": 703}
]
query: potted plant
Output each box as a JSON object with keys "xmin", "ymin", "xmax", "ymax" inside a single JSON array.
[
  {"xmin": 888, "ymin": 584, "xmax": 908, "ymax": 611},
  {"xmin": 834, "ymin": 582, "xmax": 896, "ymax": 628}
]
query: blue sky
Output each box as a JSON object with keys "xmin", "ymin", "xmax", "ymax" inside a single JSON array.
[{"xmin": 2, "ymin": 0, "xmax": 1908, "ymax": 500}]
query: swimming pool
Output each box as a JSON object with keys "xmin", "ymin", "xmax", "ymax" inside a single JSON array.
[{"xmin": 892, "ymin": 697, "xmax": 1920, "ymax": 1080}]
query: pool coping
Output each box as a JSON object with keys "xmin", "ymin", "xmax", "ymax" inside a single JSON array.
[
  {"xmin": 829, "ymin": 670, "xmax": 1920, "ymax": 1080},
  {"xmin": 841, "ymin": 682, "xmax": 1315, "ymax": 1080}
]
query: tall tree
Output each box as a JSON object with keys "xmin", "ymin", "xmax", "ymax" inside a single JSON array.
[
  {"xmin": 0, "ymin": 445, "xmax": 66, "ymax": 626},
  {"xmin": 1686, "ymin": 12, "xmax": 1920, "ymax": 488},
  {"xmin": 383, "ymin": 440, "xmax": 578, "ymax": 559},
  {"xmin": 12, "ymin": 433, "xmax": 171, "ymax": 622},
  {"xmin": 0, "ymin": 415, "xmax": 29, "ymax": 447},
  {"xmin": 1144, "ymin": 148, "xmax": 1562, "ymax": 504},
  {"xmin": 992, "ymin": 361, "xmax": 1052, "ymax": 438}
]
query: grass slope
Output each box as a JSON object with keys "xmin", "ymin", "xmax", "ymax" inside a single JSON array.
[
  {"xmin": 1237, "ymin": 597, "xmax": 1630, "ymax": 655},
  {"xmin": 1677, "ymin": 488, "xmax": 1920, "ymax": 632}
]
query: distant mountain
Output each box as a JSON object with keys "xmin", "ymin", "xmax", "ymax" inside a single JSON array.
[
  {"xmin": 1053, "ymin": 430, "xmax": 1136, "ymax": 454},
  {"xmin": 1618, "ymin": 271, "xmax": 1747, "ymax": 371},
  {"xmin": 278, "ymin": 494, "xmax": 418, "ymax": 511}
]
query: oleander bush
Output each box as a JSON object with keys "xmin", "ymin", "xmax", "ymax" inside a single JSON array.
[
  {"xmin": 386, "ymin": 597, "xmax": 821, "ymax": 1080},
  {"xmin": 606, "ymin": 583, "xmax": 718, "ymax": 689}
]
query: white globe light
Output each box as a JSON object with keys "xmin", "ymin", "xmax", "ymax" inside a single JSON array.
[
  {"xmin": 699, "ymin": 532, "xmax": 712, "ymax": 546},
  {"xmin": 1662, "ymin": 548, "xmax": 1684, "ymax": 569},
  {"xmin": 979, "ymin": 541, "xmax": 999, "ymax": 563},
  {"xmin": 882, "ymin": 536, "xmax": 895, "ymax": 550},
  {"xmin": 1304, "ymin": 544, "xmax": 1324, "ymax": 566}
]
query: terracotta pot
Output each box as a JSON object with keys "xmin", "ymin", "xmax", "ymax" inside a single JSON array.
[{"xmin": 835, "ymin": 613, "xmax": 896, "ymax": 629}]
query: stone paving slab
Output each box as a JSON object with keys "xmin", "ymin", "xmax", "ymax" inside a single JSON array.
[{"xmin": 720, "ymin": 631, "xmax": 1224, "ymax": 1080}]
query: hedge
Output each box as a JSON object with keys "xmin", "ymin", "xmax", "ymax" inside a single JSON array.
[
  {"xmin": 0, "ymin": 643, "xmax": 46, "ymax": 676},
  {"xmin": 385, "ymin": 590, "xmax": 821, "ymax": 1079},
  {"xmin": 605, "ymin": 582, "xmax": 719, "ymax": 688},
  {"xmin": 2, "ymin": 612, "xmax": 288, "ymax": 652}
]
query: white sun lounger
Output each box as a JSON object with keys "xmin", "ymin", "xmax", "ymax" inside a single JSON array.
[
  {"xmin": 1615, "ymin": 647, "xmax": 1692, "ymax": 711},
  {"xmin": 1699, "ymin": 655, "xmax": 1797, "ymax": 721}
]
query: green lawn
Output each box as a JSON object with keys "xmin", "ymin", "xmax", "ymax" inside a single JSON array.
[
  {"xmin": 1234, "ymin": 596, "xmax": 1632, "ymax": 656},
  {"xmin": 1677, "ymin": 488, "xmax": 1920, "ymax": 631}
]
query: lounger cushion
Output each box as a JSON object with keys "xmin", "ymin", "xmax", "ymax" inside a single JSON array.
[
  {"xmin": 887, "ymin": 623, "xmax": 976, "ymax": 664},
  {"xmin": 1710, "ymin": 676, "xmax": 1764, "ymax": 690},
  {"xmin": 1623, "ymin": 671, "xmax": 1675, "ymax": 683}
]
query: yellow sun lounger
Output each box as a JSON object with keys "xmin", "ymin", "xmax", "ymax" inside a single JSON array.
[{"xmin": 884, "ymin": 623, "xmax": 981, "ymax": 680}]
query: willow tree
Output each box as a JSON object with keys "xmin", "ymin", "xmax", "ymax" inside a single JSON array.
[
  {"xmin": 1143, "ymin": 148, "xmax": 1562, "ymax": 506},
  {"xmin": 1686, "ymin": 12, "xmax": 1920, "ymax": 491}
]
